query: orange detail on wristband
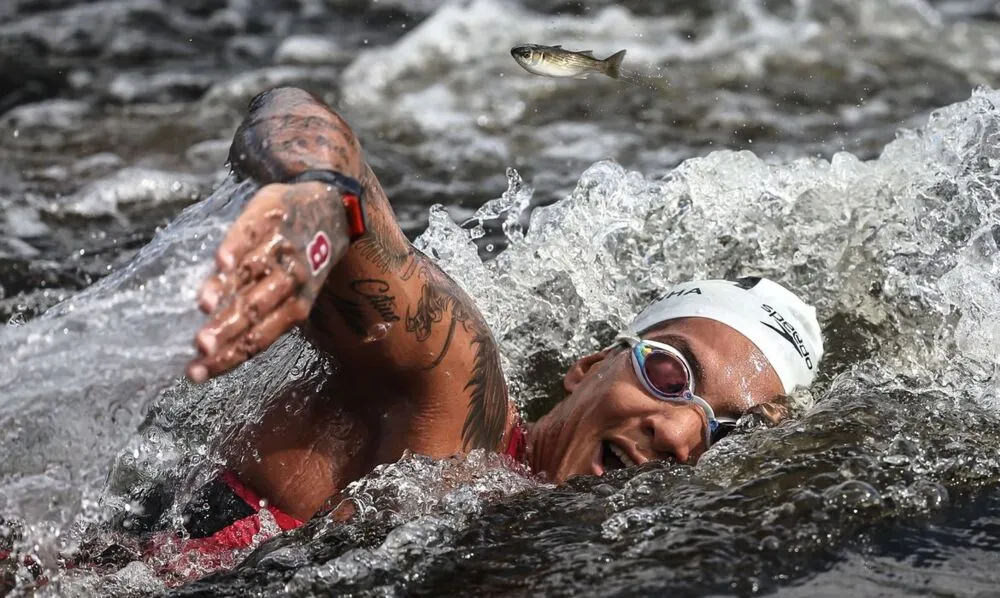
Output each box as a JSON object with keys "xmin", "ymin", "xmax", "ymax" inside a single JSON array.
[{"xmin": 341, "ymin": 193, "xmax": 366, "ymax": 241}]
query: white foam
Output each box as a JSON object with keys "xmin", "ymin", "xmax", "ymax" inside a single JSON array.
[
  {"xmin": 415, "ymin": 87, "xmax": 1000, "ymax": 408},
  {"xmin": 274, "ymin": 35, "xmax": 345, "ymax": 66},
  {"xmin": 61, "ymin": 167, "xmax": 213, "ymax": 218}
]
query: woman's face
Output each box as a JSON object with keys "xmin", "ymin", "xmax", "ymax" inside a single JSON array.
[{"xmin": 528, "ymin": 317, "xmax": 784, "ymax": 482}]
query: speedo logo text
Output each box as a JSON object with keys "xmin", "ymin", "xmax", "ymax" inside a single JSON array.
[{"xmin": 760, "ymin": 304, "xmax": 813, "ymax": 369}]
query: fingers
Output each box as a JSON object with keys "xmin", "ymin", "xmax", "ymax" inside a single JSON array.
[
  {"xmin": 195, "ymin": 267, "xmax": 301, "ymax": 357},
  {"xmin": 214, "ymin": 186, "xmax": 288, "ymax": 272},
  {"xmin": 187, "ymin": 181, "xmax": 342, "ymax": 384},
  {"xmin": 245, "ymin": 268, "xmax": 299, "ymax": 320},
  {"xmin": 197, "ymin": 237, "xmax": 296, "ymax": 314},
  {"xmin": 187, "ymin": 297, "xmax": 310, "ymax": 383}
]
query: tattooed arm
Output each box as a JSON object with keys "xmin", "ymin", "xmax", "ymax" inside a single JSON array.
[{"xmin": 187, "ymin": 87, "xmax": 509, "ymax": 454}]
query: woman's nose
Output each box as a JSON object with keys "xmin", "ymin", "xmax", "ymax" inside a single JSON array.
[{"xmin": 640, "ymin": 403, "xmax": 707, "ymax": 463}]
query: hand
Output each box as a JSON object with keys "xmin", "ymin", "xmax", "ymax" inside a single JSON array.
[{"xmin": 187, "ymin": 181, "xmax": 350, "ymax": 383}]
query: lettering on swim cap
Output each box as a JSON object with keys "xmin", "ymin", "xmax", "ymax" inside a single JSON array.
[
  {"xmin": 760, "ymin": 304, "xmax": 813, "ymax": 369},
  {"xmin": 662, "ymin": 287, "xmax": 702, "ymax": 299},
  {"xmin": 627, "ymin": 278, "xmax": 824, "ymax": 394}
]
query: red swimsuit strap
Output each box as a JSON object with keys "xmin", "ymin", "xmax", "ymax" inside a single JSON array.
[
  {"xmin": 153, "ymin": 424, "xmax": 530, "ymax": 570},
  {"xmin": 504, "ymin": 416, "xmax": 528, "ymax": 464},
  {"xmin": 220, "ymin": 471, "xmax": 303, "ymax": 531}
]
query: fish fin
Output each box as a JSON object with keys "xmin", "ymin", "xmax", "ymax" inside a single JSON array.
[
  {"xmin": 579, "ymin": 50, "xmax": 595, "ymax": 57},
  {"xmin": 603, "ymin": 49, "xmax": 627, "ymax": 79},
  {"xmin": 551, "ymin": 44, "xmax": 563, "ymax": 49}
]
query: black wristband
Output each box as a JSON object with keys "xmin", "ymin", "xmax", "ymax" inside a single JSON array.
[
  {"xmin": 285, "ymin": 169, "xmax": 363, "ymax": 199},
  {"xmin": 284, "ymin": 169, "xmax": 367, "ymax": 241}
]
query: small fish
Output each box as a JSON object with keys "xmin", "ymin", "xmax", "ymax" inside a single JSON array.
[{"xmin": 511, "ymin": 44, "xmax": 628, "ymax": 80}]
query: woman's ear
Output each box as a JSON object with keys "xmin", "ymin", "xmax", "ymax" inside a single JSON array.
[{"xmin": 563, "ymin": 348, "xmax": 613, "ymax": 394}]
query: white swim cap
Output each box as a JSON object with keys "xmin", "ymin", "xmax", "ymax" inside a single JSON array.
[{"xmin": 628, "ymin": 278, "xmax": 824, "ymax": 394}]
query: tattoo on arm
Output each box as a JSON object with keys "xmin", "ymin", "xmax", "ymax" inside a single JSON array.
[
  {"xmin": 325, "ymin": 277, "xmax": 402, "ymax": 338},
  {"xmin": 350, "ymin": 279, "xmax": 400, "ymax": 323},
  {"xmin": 331, "ymin": 250, "xmax": 507, "ymax": 450},
  {"xmin": 229, "ymin": 89, "xmax": 361, "ymax": 184},
  {"xmin": 354, "ymin": 234, "xmax": 410, "ymax": 274},
  {"xmin": 406, "ymin": 278, "xmax": 452, "ymax": 343},
  {"xmin": 402, "ymin": 254, "xmax": 507, "ymax": 450},
  {"xmin": 326, "ymin": 295, "xmax": 368, "ymax": 337},
  {"xmin": 462, "ymin": 329, "xmax": 507, "ymax": 451},
  {"xmin": 352, "ymin": 167, "xmax": 411, "ymax": 274},
  {"xmin": 238, "ymin": 92, "xmax": 508, "ymax": 450}
]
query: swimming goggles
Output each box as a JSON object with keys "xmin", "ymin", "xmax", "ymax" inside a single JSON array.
[{"xmin": 615, "ymin": 335, "xmax": 738, "ymax": 448}]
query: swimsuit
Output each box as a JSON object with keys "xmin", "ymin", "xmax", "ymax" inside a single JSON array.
[
  {"xmin": 150, "ymin": 471, "xmax": 304, "ymax": 556},
  {"xmin": 151, "ymin": 417, "xmax": 529, "ymax": 558},
  {"xmin": 4, "ymin": 420, "xmax": 531, "ymax": 586}
]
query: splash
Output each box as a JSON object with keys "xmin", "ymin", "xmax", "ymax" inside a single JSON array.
[
  {"xmin": 14, "ymin": 84, "xmax": 1000, "ymax": 596},
  {"xmin": 411, "ymin": 87, "xmax": 1000, "ymax": 421},
  {"xmin": 0, "ymin": 178, "xmax": 249, "ymax": 570},
  {"xmin": 161, "ymin": 88, "xmax": 1000, "ymax": 595},
  {"xmin": 3, "ymin": 0, "xmax": 1000, "ymax": 595}
]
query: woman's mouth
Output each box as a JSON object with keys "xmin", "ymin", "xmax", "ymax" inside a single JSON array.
[{"xmin": 600, "ymin": 440, "xmax": 637, "ymax": 472}]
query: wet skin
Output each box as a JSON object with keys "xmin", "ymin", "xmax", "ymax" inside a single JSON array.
[
  {"xmin": 527, "ymin": 317, "xmax": 784, "ymax": 483},
  {"xmin": 189, "ymin": 88, "xmax": 512, "ymax": 520},
  {"xmin": 187, "ymin": 87, "xmax": 786, "ymax": 521}
]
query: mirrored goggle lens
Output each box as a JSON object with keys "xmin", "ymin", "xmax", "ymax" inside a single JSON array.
[{"xmin": 640, "ymin": 347, "xmax": 690, "ymax": 396}]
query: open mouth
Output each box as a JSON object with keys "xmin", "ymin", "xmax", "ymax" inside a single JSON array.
[{"xmin": 600, "ymin": 440, "xmax": 637, "ymax": 472}]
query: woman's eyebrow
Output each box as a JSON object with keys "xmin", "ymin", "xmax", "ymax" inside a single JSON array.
[{"xmin": 645, "ymin": 333, "xmax": 705, "ymax": 390}]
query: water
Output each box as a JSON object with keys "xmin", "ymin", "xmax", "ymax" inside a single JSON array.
[{"xmin": 3, "ymin": 0, "xmax": 1000, "ymax": 595}]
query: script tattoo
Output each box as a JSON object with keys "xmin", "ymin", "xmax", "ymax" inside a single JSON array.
[
  {"xmin": 330, "ymin": 248, "xmax": 506, "ymax": 450},
  {"xmin": 229, "ymin": 89, "xmax": 507, "ymax": 451},
  {"xmin": 350, "ymin": 279, "xmax": 401, "ymax": 323}
]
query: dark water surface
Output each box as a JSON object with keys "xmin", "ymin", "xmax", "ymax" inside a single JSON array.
[{"xmin": 4, "ymin": 0, "xmax": 1000, "ymax": 596}]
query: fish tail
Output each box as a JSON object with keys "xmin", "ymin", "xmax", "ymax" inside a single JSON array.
[{"xmin": 603, "ymin": 49, "xmax": 627, "ymax": 79}]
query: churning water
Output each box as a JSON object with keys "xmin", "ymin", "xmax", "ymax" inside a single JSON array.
[{"xmin": 3, "ymin": 0, "xmax": 1000, "ymax": 595}]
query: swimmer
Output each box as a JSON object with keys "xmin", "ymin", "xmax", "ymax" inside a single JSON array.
[{"xmin": 163, "ymin": 87, "xmax": 824, "ymax": 550}]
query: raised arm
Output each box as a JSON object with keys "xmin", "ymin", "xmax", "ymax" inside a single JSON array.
[{"xmin": 186, "ymin": 87, "xmax": 509, "ymax": 453}]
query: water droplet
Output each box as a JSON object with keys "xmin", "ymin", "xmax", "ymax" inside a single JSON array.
[{"xmin": 364, "ymin": 322, "xmax": 393, "ymax": 343}]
